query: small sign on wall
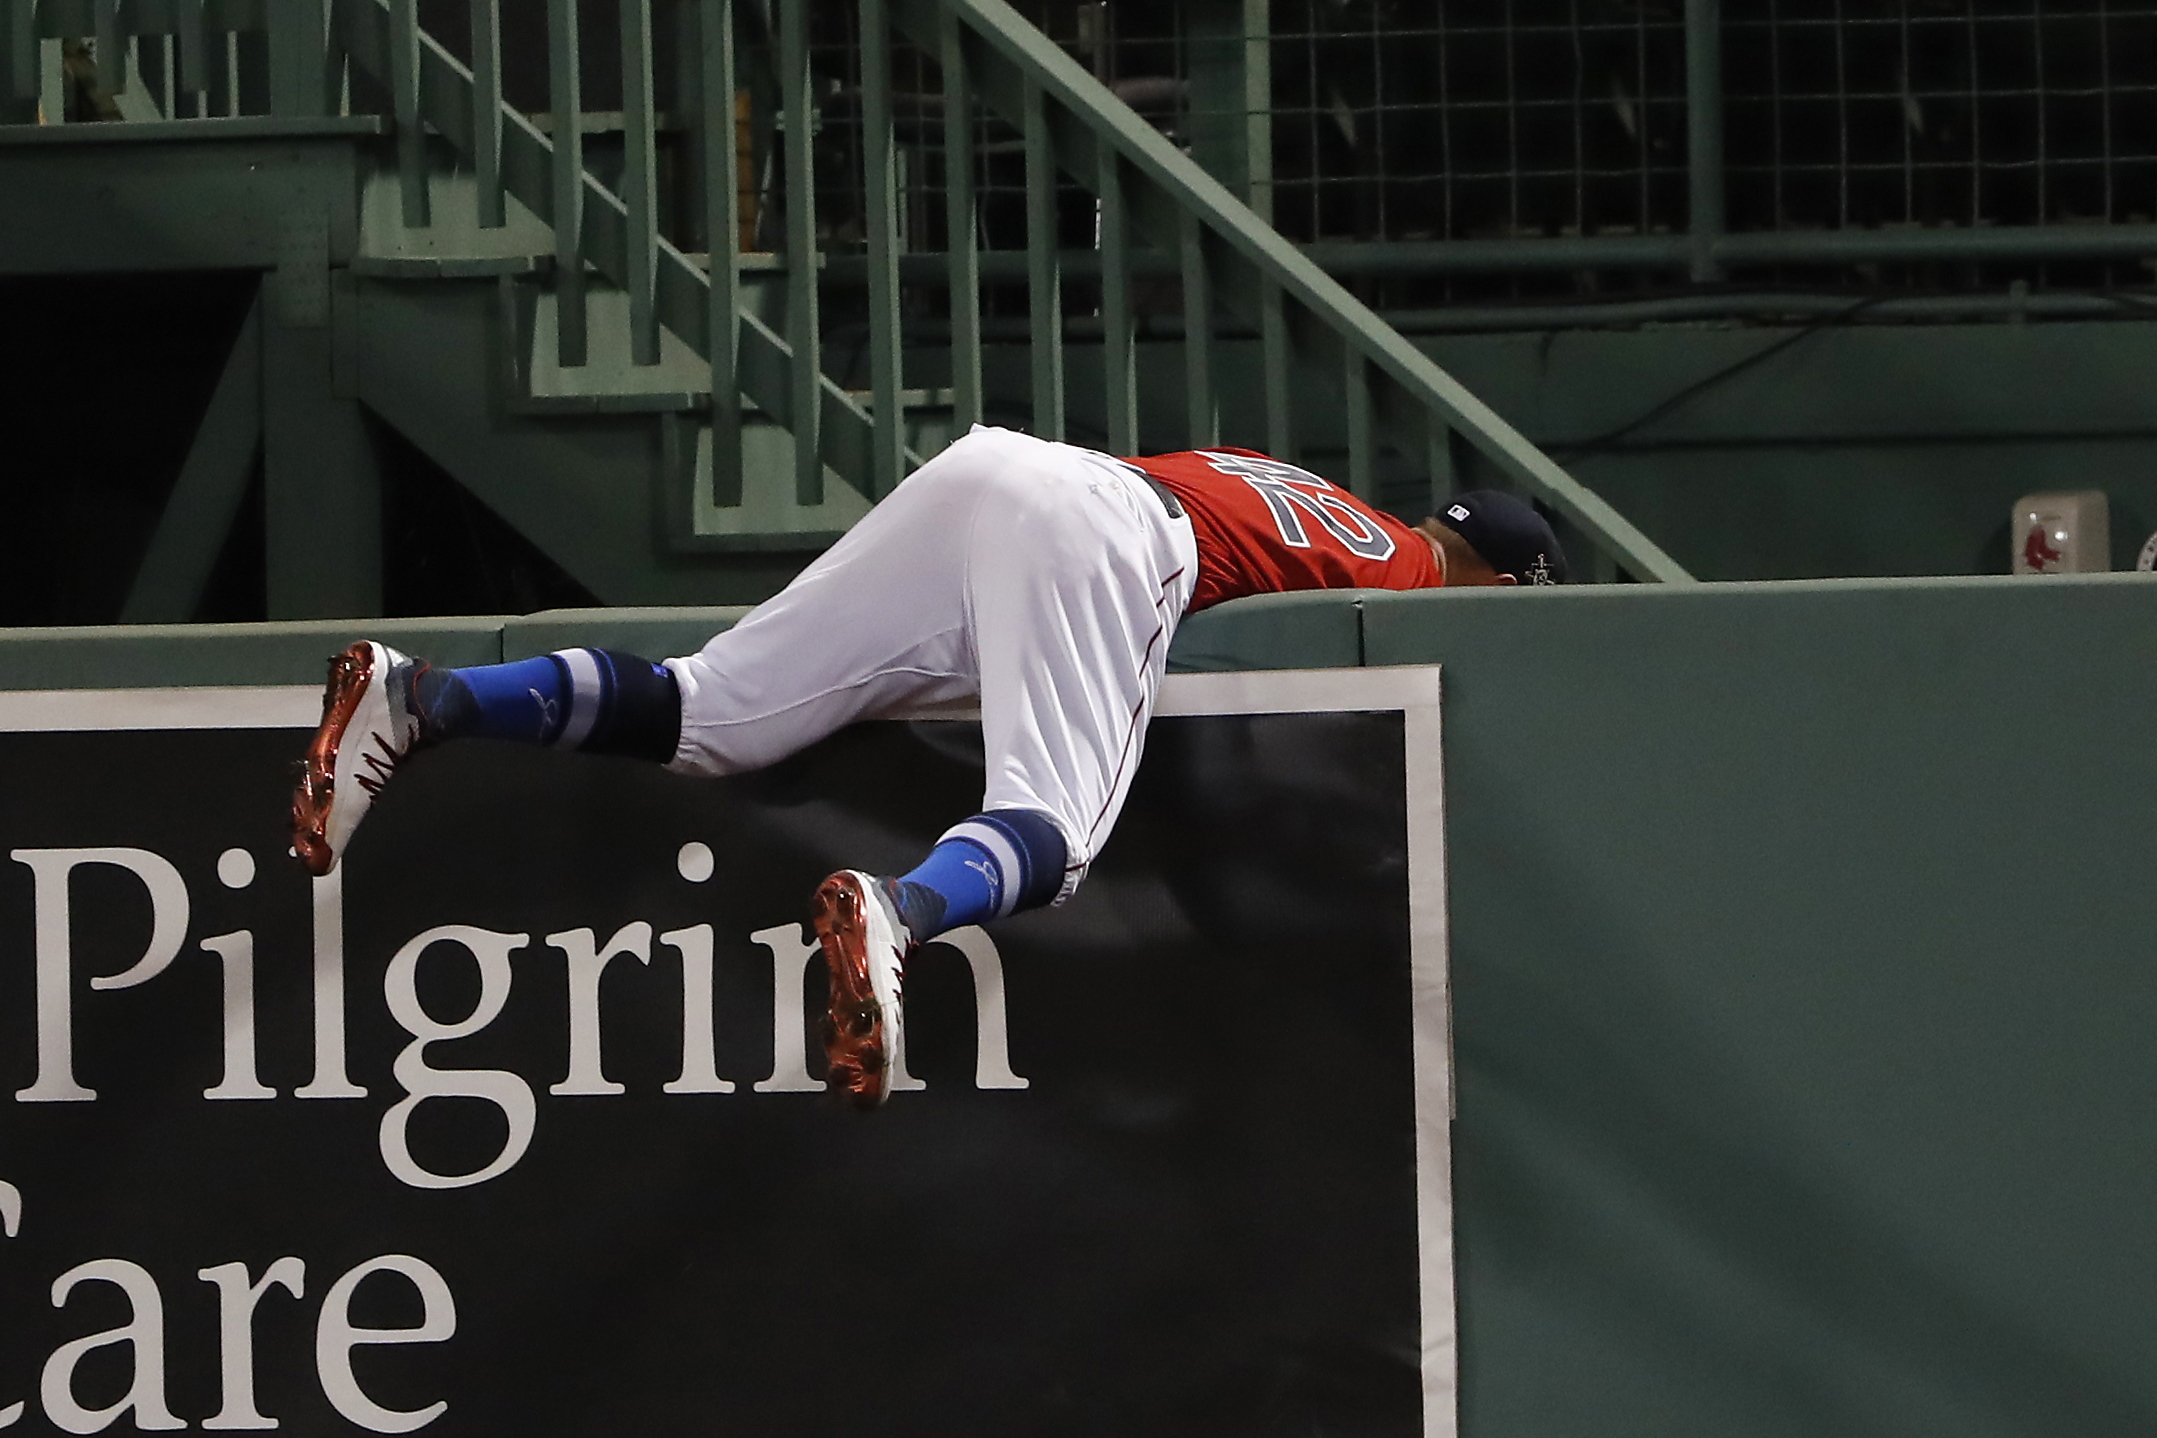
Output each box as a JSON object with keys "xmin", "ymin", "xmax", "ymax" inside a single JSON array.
[{"xmin": 2012, "ymin": 491, "xmax": 2110, "ymax": 574}]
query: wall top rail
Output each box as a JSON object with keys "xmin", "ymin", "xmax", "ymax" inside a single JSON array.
[
  {"xmin": 0, "ymin": 114, "xmax": 383, "ymax": 146},
  {"xmin": 5, "ymin": 575, "xmax": 2152, "ymax": 689}
]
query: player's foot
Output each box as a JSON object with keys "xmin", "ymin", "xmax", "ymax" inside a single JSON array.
[
  {"xmin": 813, "ymin": 870, "xmax": 911, "ymax": 1110},
  {"xmin": 291, "ymin": 641, "xmax": 429, "ymax": 876}
]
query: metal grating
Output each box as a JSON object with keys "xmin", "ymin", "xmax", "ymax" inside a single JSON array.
[
  {"xmin": 1264, "ymin": 2, "xmax": 1691, "ymax": 248},
  {"xmin": 1722, "ymin": 0, "xmax": 2157, "ymax": 288}
]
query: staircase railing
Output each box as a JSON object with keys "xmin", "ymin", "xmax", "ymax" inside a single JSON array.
[
  {"xmin": 888, "ymin": 0, "xmax": 1691, "ymax": 582},
  {"xmin": 336, "ymin": 0, "xmax": 911, "ymax": 545},
  {"xmin": 31, "ymin": 0, "xmax": 1689, "ymax": 580}
]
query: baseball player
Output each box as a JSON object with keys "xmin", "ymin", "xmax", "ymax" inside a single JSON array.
[{"xmin": 292, "ymin": 426, "xmax": 1564, "ymax": 1108}]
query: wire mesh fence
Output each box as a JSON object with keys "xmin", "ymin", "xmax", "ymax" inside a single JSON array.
[
  {"xmin": 1722, "ymin": 0, "xmax": 2157, "ymax": 290},
  {"xmin": 784, "ymin": 0, "xmax": 2157, "ymax": 303},
  {"xmin": 384, "ymin": 1, "xmax": 2157, "ymax": 305}
]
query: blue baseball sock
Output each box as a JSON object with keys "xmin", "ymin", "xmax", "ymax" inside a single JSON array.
[
  {"xmin": 887, "ymin": 808, "xmax": 1069, "ymax": 944},
  {"xmin": 417, "ymin": 648, "xmax": 681, "ymax": 763}
]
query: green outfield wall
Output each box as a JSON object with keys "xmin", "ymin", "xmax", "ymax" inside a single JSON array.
[{"xmin": 4, "ymin": 573, "xmax": 2155, "ymax": 1436}]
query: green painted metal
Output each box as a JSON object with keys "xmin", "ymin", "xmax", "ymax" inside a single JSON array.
[
  {"xmin": 891, "ymin": 0, "xmax": 1694, "ymax": 585},
  {"xmin": 858, "ymin": 0, "xmax": 903, "ymax": 496},
  {"xmin": 263, "ymin": 304, "xmax": 380, "ymax": 620},
  {"xmin": 351, "ymin": 279, "xmax": 808, "ymax": 597},
  {"xmin": 1343, "ymin": 348, "xmax": 1373, "ymax": 502},
  {"xmin": 619, "ymin": 0, "xmax": 657, "ymax": 366},
  {"xmin": 1360, "ymin": 572, "xmax": 2157, "ymax": 1436},
  {"xmin": 1179, "ymin": 210, "xmax": 1215, "ymax": 449},
  {"xmin": 0, "ymin": 110, "xmax": 376, "ymax": 145},
  {"xmin": 1683, "ymin": 0, "xmax": 1723, "ymax": 285},
  {"xmin": 1237, "ymin": 0, "xmax": 1269, "ymax": 220},
  {"xmin": 120, "ymin": 294, "xmax": 263, "ymax": 624},
  {"xmin": 93, "ymin": 0, "xmax": 119, "ymax": 93},
  {"xmin": 701, "ymin": 0, "xmax": 742, "ymax": 508},
  {"xmin": 939, "ymin": 7, "xmax": 981, "ymax": 434},
  {"xmin": 1164, "ymin": 588, "xmax": 1362, "ymax": 673},
  {"xmin": 175, "ymin": 0, "xmax": 206, "ymax": 99},
  {"xmin": 1718, "ymin": 225, "xmax": 2157, "ymax": 265},
  {"xmin": 1426, "ymin": 418, "xmax": 1456, "ymax": 513},
  {"xmin": 1258, "ymin": 278, "xmax": 1290, "ymax": 460},
  {"xmin": 1022, "ymin": 75, "xmax": 1061, "ymax": 441},
  {"xmin": 337, "ymin": 0, "xmax": 907, "ymax": 507},
  {"xmin": 390, "ymin": 0, "xmax": 427, "ymax": 224},
  {"xmin": 1182, "ymin": 0, "xmax": 1267, "ymax": 218},
  {"xmin": 32, "ymin": 1, "xmax": 268, "ymax": 36},
  {"xmin": 264, "ymin": 0, "xmax": 322, "ymax": 117},
  {"xmin": 1098, "ymin": 146, "xmax": 1135, "ymax": 456},
  {"xmin": 6, "ymin": 2, "xmax": 33, "ymax": 101},
  {"xmin": 468, "ymin": 0, "xmax": 501, "ymax": 227},
  {"xmin": 546, "ymin": 0, "xmax": 584, "ymax": 366},
  {"xmin": 38, "ymin": 32, "xmax": 65, "ymax": 123},
  {"xmin": 0, "ymin": 617, "xmax": 506, "ymax": 691},
  {"xmin": 778, "ymin": 0, "xmax": 820, "ymax": 505}
]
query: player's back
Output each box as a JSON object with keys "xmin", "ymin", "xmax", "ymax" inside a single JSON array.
[{"xmin": 1126, "ymin": 448, "xmax": 1444, "ymax": 612}]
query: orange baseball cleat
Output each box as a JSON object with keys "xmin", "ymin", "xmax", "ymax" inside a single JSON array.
[
  {"xmin": 813, "ymin": 870, "xmax": 912, "ymax": 1110},
  {"xmin": 291, "ymin": 641, "xmax": 428, "ymax": 876}
]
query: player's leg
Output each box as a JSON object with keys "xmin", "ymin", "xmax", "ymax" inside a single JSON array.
[
  {"xmin": 291, "ymin": 642, "xmax": 683, "ymax": 875},
  {"xmin": 418, "ymin": 648, "xmax": 681, "ymax": 757},
  {"xmin": 962, "ymin": 433, "xmax": 1195, "ymax": 908},
  {"xmin": 293, "ymin": 431, "xmax": 1008, "ymax": 877},
  {"xmin": 825, "ymin": 434, "xmax": 1193, "ymax": 1107},
  {"xmin": 852, "ymin": 430, "xmax": 1196, "ymax": 945}
]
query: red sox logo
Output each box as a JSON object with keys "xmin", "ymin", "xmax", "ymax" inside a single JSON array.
[{"xmin": 2023, "ymin": 523, "xmax": 2063, "ymax": 572}]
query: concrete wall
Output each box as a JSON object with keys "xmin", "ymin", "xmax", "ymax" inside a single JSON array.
[
  {"xmin": 5, "ymin": 573, "xmax": 2155, "ymax": 1433},
  {"xmin": 967, "ymin": 317, "xmax": 2157, "ymax": 585}
]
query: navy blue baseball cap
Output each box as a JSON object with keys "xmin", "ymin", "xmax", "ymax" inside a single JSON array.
[{"xmin": 1436, "ymin": 490, "xmax": 1569, "ymax": 585}]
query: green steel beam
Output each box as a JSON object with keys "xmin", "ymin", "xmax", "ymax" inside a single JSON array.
[
  {"xmin": 94, "ymin": 0, "xmax": 120, "ymax": 94},
  {"xmin": 1343, "ymin": 349, "xmax": 1373, "ymax": 502},
  {"xmin": 121, "ymin": 293, "xmax": 264, "ymax": 624},
  {"xmin": 1178, "ymin": 211, "xmax": 1215, "ymax": 448},
  {"xmin": 1427, "ymin": 418, "xmax": 1459, "ymax": 513},
  {"xmin": 1684, "ymin": 0, "xmax": 1724, "ymax": 285},
  {"xmin": 469, "ymin": 0, "xmax": 503, "ymax": 226},
  {"xmin": 940, "ymin": 7, "xmax": 981, "ymax": 434},
  {"xmin": 1022, "ymin": 75, "xmax": 1061, "ymax": 441},
  {"xmin": 31, "ymin": 1, "xmax": 269, "ymax": 34},
  {"xmin": 265, "ymin": 0, "xmax": 324, "ymax": 117},
  {"xmin": 0, "ymin": 2, "xmax": 33, "ymax": 122},
  {"xmin": 701, "ymin": 0, "xmax": 742, "ymax": 507},
  {"xmin": 546, "ymin": 0, "xmax": 584, "ymax": 365},
  {"xmin": 619, "ymin": 0, "xmax": 658, "ymax": 365},
  {"xmin": 263, "ymin": 308, "xmax": 382, "ymax": 620},
  {"xmin": 1258, "ymin": 278, "xmax": 1290, "ymax": 461},
  {"xmin": 1098, "ymin": 145, "xmax": 1135, "ymax": 454},
  {"xmin": 390, "ymin": 0, "xmax": 427, "ymax": 222},
  {"xmin": 176, "ymin": 0, "xmax": 207, "ymax": 99},
  {"xmin": 778, "ymin": 0, "xmax": 820, "ymax": 504},
  {"xmin": 859, "ymin": 0, "xmax": 903, "ymax": 493},
  {"xmin": 0, "ymin": 111, "xmax": 380, "ymax": 144},
  {"xmin": 890, "ymin": 0, "xmax": 1694, "ymax": 583}
]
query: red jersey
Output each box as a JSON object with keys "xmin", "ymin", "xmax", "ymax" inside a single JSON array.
[{"xmin": 1126, "ymin": 448, "xmax": 1444, "ymax": 613}]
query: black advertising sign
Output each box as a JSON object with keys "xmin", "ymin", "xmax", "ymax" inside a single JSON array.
[{"xmin": 0, "ymin": 669, "xmax": 1451, "ymax": 1438}]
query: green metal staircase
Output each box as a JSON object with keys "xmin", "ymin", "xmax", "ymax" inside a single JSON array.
[{"xmin": 2, "ymin": 0, "xmax": 1693, "ymax": 622}]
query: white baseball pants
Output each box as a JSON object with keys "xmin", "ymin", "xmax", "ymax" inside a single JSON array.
[{"xmin": 664, "ymin": 426, "xmax": 1199, "ymax": 899}]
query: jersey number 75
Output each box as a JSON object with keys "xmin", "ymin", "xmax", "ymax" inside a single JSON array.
[{"xmin": 1199, "ymin": 452, "xmax": 1397, "ymax": 561}]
